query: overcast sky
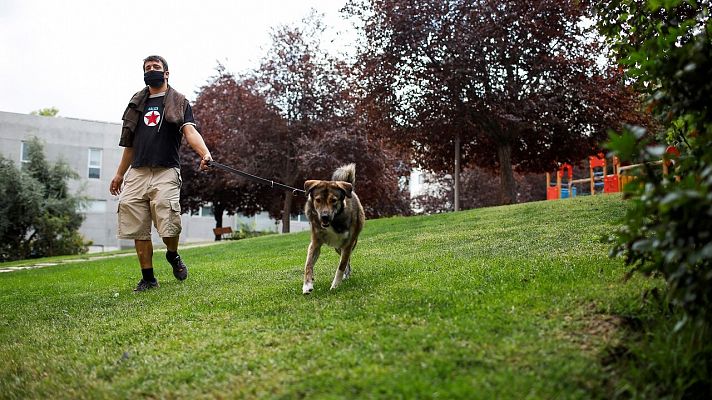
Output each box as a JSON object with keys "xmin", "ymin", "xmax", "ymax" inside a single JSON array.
[{"xmin": 0, "ymin": 0, "xmax": 354, "ymax": 123}]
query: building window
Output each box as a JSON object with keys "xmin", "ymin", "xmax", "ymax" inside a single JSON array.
[
  {"xmin": 199, "ymin": 205, "xmax": 214, "ymax": 218},
  {"xmin": 20, "ymin": 141, "xmax": 30, "ymax": 168},
  {"xmin": 88, "ymin": 148, "xmax": 102, "ymax": 179}
]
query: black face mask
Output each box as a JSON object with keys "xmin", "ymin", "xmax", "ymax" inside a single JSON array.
[{"xmin": 144, "ymin": 70, "xmax": 166, "ymax": 88}]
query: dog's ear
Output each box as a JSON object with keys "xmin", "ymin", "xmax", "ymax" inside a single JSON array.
[
  {"xmin": 335, "ymin": 182, "xmax": 353, "ymax": 198},
  {"xmin": 304, "ymin": 180, "xmax": 320, "ymax": 195}
]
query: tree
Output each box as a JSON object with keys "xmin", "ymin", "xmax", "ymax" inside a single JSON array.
[
  {"xmin": 297, "ymin": 126, "xmax": 412, "ymax": 218},
  {"xmin": 600, "ymin": 0, "xmax": 712, "ymax": 325},
  {"xmin": 347, "ymin": 0, "xmax": 644, "ymax": 205},
  {"xmin": 250, "ymin": 11, "xmax": 412, "ymax": 221},
  {"xmin": 30, "ymin": 107, "xmax": 59, "ymax": 117},
  {"xmin": 598, "ymin": 0, "xmax": 711, "ymax": 396},
  {"xmin": 412, "ymin": 167, "xmax": 545, "ymax": 214},
  {"xmin": 0, "ymin": 158, "xmax": 43, "ymax": 261},
  {"xmin": 181, "ymin": 67, "xmax": 278, "ymax": 240},
  {"xmin": 251, "ymin": 11, "xmax": 352, "ymax": 232},
  {"xmin": 186, "ymin": 13, "xmax": 413, "ymax": 229},
  {"xmin": 0, "ymin": 137, "xmax": 87, "ymax": 261}
]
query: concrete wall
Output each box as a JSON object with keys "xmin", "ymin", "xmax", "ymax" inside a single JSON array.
[{"xmin": 0, "ymin": 111, "xmax": 308, "ymax": 252}]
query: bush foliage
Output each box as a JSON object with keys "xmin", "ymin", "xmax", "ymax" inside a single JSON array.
[
  {"xmin": 592, "ymin": 3, "xmax": 712, "ymax": 395},
  {"xmin": 0, "ymin": 137, "xmax": 88, "ymax": 261},
  {"xmin": 599, "ymin": 0, "xmax": 712, "ymax": 325}
]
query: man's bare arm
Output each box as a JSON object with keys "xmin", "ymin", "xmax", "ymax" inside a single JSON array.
[
  {"xmin": 183, "ymin": 124, "xmax": 212, "ymax": 170},
  {"xmin": 110, "ymin": 147, "xmax": 134, "ymax": 196}
]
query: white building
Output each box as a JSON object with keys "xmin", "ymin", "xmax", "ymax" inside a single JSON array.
[
  {"xmin": 408, "ymin": 168, "xmax": 452, "ymax": 213},
  {"xmin": 0, "ymin": 111, "xmax": 308, "ymax": 252}
]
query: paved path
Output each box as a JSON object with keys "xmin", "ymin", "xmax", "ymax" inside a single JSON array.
[{"xmin": 0, "ymin": 241, "xmax": 228, "ymax": 273}]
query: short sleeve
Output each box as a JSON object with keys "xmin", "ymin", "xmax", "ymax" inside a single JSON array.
[
  {"xmin": 119, "ymin": 127, "xmax": 134, "ymax": 147},
  {"xmin": 184, "ymin": 103, "xmax": 195, "ymax": 125},
  {"xmin": 180, "ymin": 103, "xmax": 196, "ymax": 133}
]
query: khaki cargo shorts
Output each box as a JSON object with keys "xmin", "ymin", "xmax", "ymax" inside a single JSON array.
[{"xmin": 117, "ymin": 167, "xmax": 182, "ymax": 240}]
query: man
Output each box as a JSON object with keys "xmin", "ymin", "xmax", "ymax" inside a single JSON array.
[{"xmin": 110, "ymin": 55, "xmax": 212, "ymax": 292}]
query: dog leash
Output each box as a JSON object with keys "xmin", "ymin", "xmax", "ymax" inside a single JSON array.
[{"xmin": 207, "ymin": 160, "xmax": 306, "ymax": 196}]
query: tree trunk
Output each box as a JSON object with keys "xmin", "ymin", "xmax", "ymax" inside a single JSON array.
[
  {"xmin": 497, "ymin": 143, "xmax": 517, "ymax": 204},
  {"xmin": 281, "ymin": 192, "xmax": 292, "ymax": 233},
  {"xmin": 454, "ymin": 133, "xmax": 461, "ymax": 211},
  {"xmin": 213, "ymin": 203, "xmax": 225, "ymax": 241}
]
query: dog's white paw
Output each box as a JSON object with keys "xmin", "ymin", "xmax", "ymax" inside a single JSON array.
[
  {"xmin": 344, "ymin": 265, "xmax": 351, "ymax": 280},
  {"xmin": 302, "ymin": 281, "xmax": 314, "ymax": 294},
  {"xmin": 330, "ymin": 270, "xmax": 345, "ymax": 290}
]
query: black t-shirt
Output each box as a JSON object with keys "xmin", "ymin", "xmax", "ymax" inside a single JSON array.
[{"xmin": 130, "ymin": 93, "xmax": 195, "ymax": 168}]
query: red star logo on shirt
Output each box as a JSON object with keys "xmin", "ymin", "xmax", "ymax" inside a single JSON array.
[{"xmin": 144, "ymin": 111, "xmax": 161, "ymax": 126}]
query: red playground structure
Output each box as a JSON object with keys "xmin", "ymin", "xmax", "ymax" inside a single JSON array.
[
  {"xmin": 546, "ymin": 163, "xmax": 574, "ymax": 200},
  {"xmin": 546, "ymin": 148, "xmax": 679, "ymax": 200},
  {"xmin": 546, "ymin": 155, "xmax": 620, "ymax": 200}
]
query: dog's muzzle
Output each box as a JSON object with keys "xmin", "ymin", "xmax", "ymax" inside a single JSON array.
[{"xmin": 320, "ymin": 214, "xmax": 331, "ymax": 228}]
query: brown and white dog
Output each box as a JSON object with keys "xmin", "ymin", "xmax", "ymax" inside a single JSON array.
[{"xmin": 302, "ymin": 164, "xmax": 365, "ymax": 294}]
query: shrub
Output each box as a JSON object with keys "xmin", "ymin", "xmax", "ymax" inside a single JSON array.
[
  {"xmin": 600, "ymin": 0, "xmax": 712, "ymax": 327},
  {"xmin": 228, "ymin": 221, "xmax": 276, "ymax": 241},
  {"xmin": 0, "ymin": 138, "xmax": 88, "ymax": 261}
]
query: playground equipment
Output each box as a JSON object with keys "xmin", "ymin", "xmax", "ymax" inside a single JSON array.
[
  {"xmin": 662, "ymin": 145, "xmax": 681, "ymax": 179},
  {"xmin": 588, "ymin": 154, "xmax": 607, "ymax": 195},
  {"xmin": 546, "ymin": 147, "xmax": 679, "ymax": 200},
  {"xmin": 546, "ymin": 163, "xmax": 576, "ymax": 200},
  {"xmin": 547, "ymin": 157, "xmax": 618, "ymax": 200}
]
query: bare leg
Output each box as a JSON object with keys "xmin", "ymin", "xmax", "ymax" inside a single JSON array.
[
  {"xmin": 162, "ymin": 235, "xmax": 188, "ymax": 281},
  {"xmin": 135, "ymin": 240, "xmax": 153, "ymax": 269},
  {"xmin": 162, "ymin": 236, "xmax": 179, "ymax": 252},
  {"xmin": 303, "ymin": 241, "xmax": 321, "ymax": 294}
]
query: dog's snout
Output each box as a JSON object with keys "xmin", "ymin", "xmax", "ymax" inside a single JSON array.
[{"xmin": 320, "ymin": 214, "xmax": 330, "ymax": 222}]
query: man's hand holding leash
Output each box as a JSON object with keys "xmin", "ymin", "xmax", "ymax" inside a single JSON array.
[{"xmin": 200, "ymin": 152, "xmax": 213, "ymax": 171}]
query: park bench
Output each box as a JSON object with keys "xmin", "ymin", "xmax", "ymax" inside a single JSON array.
[{"xmin": 212, "ymin": 226, "xmax": 233, "ymax": 240}]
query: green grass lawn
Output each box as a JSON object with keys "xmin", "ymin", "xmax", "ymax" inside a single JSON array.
[{"xmin": 0, "ymin": 194, "xmax": 658, "ymax": 399}]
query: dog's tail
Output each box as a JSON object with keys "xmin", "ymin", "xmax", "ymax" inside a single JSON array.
[{"xmin": 332, "ymin": 163, "xmax": 356, "ymax": 186}]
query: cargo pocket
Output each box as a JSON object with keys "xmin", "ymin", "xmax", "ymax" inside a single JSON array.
[{"xmin": 169, "ymin": 200, "xmax": 182, "ymax": 236}]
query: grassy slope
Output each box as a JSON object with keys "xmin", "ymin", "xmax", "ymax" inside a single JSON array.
[{"xmin": 0, "ymin": 195, "xmax": 657, "ymax": 399}]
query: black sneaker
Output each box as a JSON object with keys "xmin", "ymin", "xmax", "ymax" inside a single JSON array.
[
  {"xmin": 134, "ymin": 279, "xmax": 159, "ymax": 292},
  {"xmin": 168, "ymin": 255, "xmax": 188, "ymax": 281}
]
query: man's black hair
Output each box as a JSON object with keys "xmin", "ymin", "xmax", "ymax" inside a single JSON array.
[{"xmin": 143, "ymin": 55, "xmax": 168, "ymax": 71}]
